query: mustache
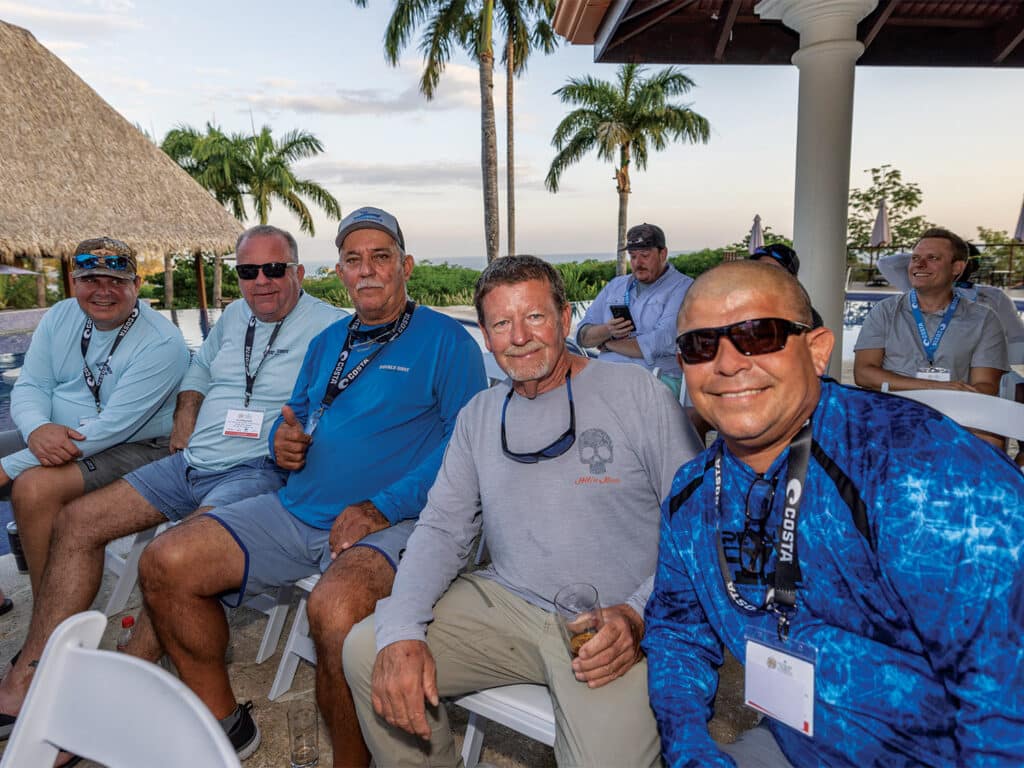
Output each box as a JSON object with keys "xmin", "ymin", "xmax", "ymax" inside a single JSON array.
[
  {"xmin": 503, "ymin": 341, "xmax": 544, "ymax": 357},
  {"xmin": 356, "ymin": 280, "xmax": 386, "ymax": 290}
]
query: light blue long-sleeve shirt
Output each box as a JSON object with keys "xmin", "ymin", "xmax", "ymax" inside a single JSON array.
[
  {"xmin": 181, "ymin": 292, "xmax": 344, "ymax": 472},
  {"xmin": 576, "ymin": 265, "xmax": 693, "ymax": 377},
  {"xmin": 2, "ymin": 298, "xmax": 189, "ymax": 479}
]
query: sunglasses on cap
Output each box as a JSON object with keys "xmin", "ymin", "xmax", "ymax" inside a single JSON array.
[
  {"xmin": 676, "ymin": 317, "xmax": 810, "ymax": 365},
  {"xmin": 74, "ymin": 253, "xmax": 132, "ymax": 272},
  {"xmin": 235, "ymin": 262, "xmax": 296, "ymax": 280}
]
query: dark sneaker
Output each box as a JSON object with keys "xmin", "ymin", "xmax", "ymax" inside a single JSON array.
[{"xmin": 224, "ymin": 701, "xmax": 261, "ymax": 760}]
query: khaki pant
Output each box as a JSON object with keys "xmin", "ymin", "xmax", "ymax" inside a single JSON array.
[{"xmin": 344, "ymin": 574, "xmax": 663, "ymax": 768}]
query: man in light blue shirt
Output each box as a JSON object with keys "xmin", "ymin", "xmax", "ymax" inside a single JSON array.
[
  {"xmin": 0, "ymin": 236, "xmax": 189, "ymax": 597},
  {"xmin": 0, "ymin": 226, "xmax": 341, "ymax": 745},
  {"xmin": 577, "ymin": 222, "xmax": 693, "ymax": 394}
]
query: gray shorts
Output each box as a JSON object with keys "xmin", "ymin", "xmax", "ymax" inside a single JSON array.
[
  {"xmin": 124, "ymin": 451, "xmax": 287, "ymax": 523},
  {"xmin": 0, "ymin": 429, "xmax": 170, "ymax": 493},
  {"xmin": 205, "ymin": 492, "xmax": 415, "ymax": 607}
]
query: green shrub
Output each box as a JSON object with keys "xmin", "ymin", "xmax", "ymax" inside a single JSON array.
[{"xmin": 145, "ymin": 255, "xmax": 240, "ymax": 309}]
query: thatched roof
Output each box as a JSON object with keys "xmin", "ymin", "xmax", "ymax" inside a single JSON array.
[{"xmin": 0, "ymin": 21, "xmax": 242, "ymax": 264}]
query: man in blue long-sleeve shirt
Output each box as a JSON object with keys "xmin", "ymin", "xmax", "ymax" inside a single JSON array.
[
  {"xmin": 139, "ymin": 207, "xmax": 486, "ymax": 763},
  {"xmin": 644, "ymin": 260, "xmax": 1024, "ymax": 767}
]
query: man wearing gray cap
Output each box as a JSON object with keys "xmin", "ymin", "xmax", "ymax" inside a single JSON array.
[
  {"xmin": 137, "ymin": 207, "xmax": 486, "ymax": 762},
  {"xmin": 0, "ymin": 236, "xmax": 189, "ymax": 597},
  {"xmin": 577, "ymin": 222, "xmax": 693, "ymax": 395}
]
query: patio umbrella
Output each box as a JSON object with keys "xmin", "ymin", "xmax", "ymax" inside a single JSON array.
[
  {"xmin": 870, "ymin": 198, "xmax": 891, "ymax": 247},
  {"xmin": 1015, "ymin": 195, "xmax": 1024, "ymax": 242},
  {"xmin": 0, "ymin": 264, "xmax": 37, "ymax": 275},
  {"xmin": 748, "ymin": 214, "xmax": 764, "ymax": 254}
]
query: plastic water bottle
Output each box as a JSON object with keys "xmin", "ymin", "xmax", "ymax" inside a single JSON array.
[{"xmin": 116, "ymin": 615, "xmax": 135, "ymax": 653}]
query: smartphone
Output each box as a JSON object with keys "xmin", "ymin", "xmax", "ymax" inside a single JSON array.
[{"xmin": 610, "ymin": 304, "xmax": 634, "ymax": 325}]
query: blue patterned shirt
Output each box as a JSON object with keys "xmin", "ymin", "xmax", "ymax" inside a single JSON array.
[{"xmin": 644, "ymin": 379, "xmax": 1024, "ymax": 767}]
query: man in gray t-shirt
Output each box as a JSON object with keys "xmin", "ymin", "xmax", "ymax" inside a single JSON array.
[
  {"xmin": 854, "ymin": 227, "xmax": 1007, "ymax": 396},
  {"xmin": 343, "ymin": 255, "xmax": 703, "ymax": 768}
]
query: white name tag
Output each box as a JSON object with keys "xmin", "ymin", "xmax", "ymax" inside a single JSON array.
[
  {"xmin": 744, "ymin": 633, "xmax": 815, "ymax": 737},
  {"xmin": 222, "ymin": 409, "xmax": 264, "ymax": 439},
  {"xmin": 915, "ymin": 366, "xmax": 951, "ymax": 382}
]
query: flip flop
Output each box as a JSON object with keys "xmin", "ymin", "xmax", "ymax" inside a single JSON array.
[{"xmin": 0, "ymin": 598, "xmax": 12, "ymax": 616}]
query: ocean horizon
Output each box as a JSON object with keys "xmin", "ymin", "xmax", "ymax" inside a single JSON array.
[{"xmin": 304, "ymin": 251, "xmax": 632, "ymax": 275}]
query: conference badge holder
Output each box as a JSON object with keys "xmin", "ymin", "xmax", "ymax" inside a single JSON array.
[
  {"xmin": 222, "ymin": 408, "xmax": 264, "ymax": 439},
  {"xmin": 743, "ymin": 625, "xmax": 816, "ymax": 738}
]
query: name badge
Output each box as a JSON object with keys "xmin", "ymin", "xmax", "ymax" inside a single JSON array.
[
  {"xmin": 223, "ymin": 408, "xmax": 264, "ymax": 439},
  {"xmin": 744, "ymin": 628, "xmax": 816, "ymax": 737},
  {"xmin": 915, "ymin": 366, "xmax": 951, "ymax": 382},
  {"xmin": 305, "ymin": 408, "xmax": 323, "ymax": 437}
]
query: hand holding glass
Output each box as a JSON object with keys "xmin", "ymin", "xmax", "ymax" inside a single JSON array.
[{"xmin": 554, "ymin": 583, "xmax": 604, "ymax": 659}]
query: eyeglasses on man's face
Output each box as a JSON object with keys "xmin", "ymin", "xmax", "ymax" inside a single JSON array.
[{"xmin": 676, "ymin": 317, "xmax": 810, "ymax": 365}]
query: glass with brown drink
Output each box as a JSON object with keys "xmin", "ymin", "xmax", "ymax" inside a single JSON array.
[{"xmin": 554, "ymin": 583, "xmax": 604, "ymax": 660}]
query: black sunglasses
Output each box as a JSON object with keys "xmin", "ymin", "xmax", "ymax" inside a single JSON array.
[
  {"xmin": 75, "ymin": 253, "xmax": 131, "ymax": 272},
  {"xmin": 676, "ymin": 318, "xmax": 810, "ymax": 365},
  {"xmin": 501, "ymin": 372, "xmax": 575, "ymax": 464},
  {"xmin": 739, "ymin": 477, "xmax": 776, "ymax": 578},
  {"xmin": 236, "ymin": 262, "xmax": 295, "ymax": 280}
]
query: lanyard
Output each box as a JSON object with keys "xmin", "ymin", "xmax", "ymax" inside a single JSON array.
[
  {"xmin": 242, "ymin": 316, "xmax": 285, "ymax": 408},
  {"xmin": 309, "ymin": 300, "xmax": 415, "ymax": 422},
  {"xmin": 908, "ymin": 290, "xmax": 959, "ymax": 366},
  {"xmin": 80, "ymin": 302, "xmax": 140, "ymax": 414},
  {"xmin": 622, "ymin": 277, "xmax": 636, "ymax": 308},
  {"xmin": 713, "ymin": 422, "xmax": 813, "ymax": 640}
]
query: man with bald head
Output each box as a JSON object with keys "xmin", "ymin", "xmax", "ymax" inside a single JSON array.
[{"xmin": 644, "ymin": 261, "xmax": 1024, "ymax": 766}]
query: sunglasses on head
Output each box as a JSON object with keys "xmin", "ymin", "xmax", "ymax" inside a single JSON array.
[
  {"xmin": 235, "ymin": 262, "xmax": 295, "ymax": 280},
  {"xmin": 676, "ymin": 317, "xmax": 810, "ymax": 365},
  {"xmin": 74, "ymin": 253, "xmax": 131, "ymax": 272}
]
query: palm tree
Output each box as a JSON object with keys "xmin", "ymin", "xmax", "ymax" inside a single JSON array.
[
  {"xmin": 241, "ymin": 126, "xmax": 341, "ymax": 234},
  {"xmin": 497, "ymin": 0, "xmax": 557, "ymax": 257},
  {"xmin": 545, "ymin": 64, "xmax": 711, "ymax": 275},
  {"xmin": 366, "ymin": 0, "xmax": 501, "ymax": 262},
  {"xmin": 162, "ymin": 124, "xmax": 341, "ymax": 236}
]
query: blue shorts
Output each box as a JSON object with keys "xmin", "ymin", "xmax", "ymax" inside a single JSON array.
[
  {"xmin": 124, "ymin": 452, "xmax": 287, "ymax": 522},
  {"xmin": 206, "ymin": 492, "xmax": 415, "ymax": 607}
]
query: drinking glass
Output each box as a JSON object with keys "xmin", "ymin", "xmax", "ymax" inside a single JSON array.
[
  {"xmin": 288, "ymin": 699, "xmax": 319, "ymax": 768},
  {"xmin": 553, "ymin": 583, "xmax": 603, "ymax": 660}
]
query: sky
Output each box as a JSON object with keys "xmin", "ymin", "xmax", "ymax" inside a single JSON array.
[{"xmin": 3, "ymin": 0, "xmax": 1024, "ymax": 268}]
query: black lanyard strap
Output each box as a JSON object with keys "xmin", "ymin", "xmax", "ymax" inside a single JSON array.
[
  {"xmin": 81, "ymin": 302, "xmax": 140, "ymax": 413},
  {"xmin": 713, "ymin": 421, "xmax": 813, "ymax": 640},
  {"xmin": 318, "ymin": 300, "xmax": 416, "ymax": 412},
  {"xmin": 242, "ymin": 316, "xmax": 285, "ymax": 408}
]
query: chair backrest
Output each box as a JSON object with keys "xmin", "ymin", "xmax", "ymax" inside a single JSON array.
[
  {"xmin": 1008, "ymin": 340, "xmax": 1024, "ymax": 366},
  {"xmin": 2, "ymin": 611, "xmax": 240, "ymax": 768},
  {"xmin": 894, "ymin": 389, "xmax": 1024, "ymax": 441}
]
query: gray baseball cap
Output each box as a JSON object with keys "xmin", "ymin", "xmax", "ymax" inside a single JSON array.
[{"xmin": 335, "ymin": 207, "xmax": 405, "ymax": 251}]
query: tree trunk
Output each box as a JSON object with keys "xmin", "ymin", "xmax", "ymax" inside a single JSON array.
[
  {"xmin": 213, "ymin": 253, "xmax": 223, "ymax": 308},
  {"xmin": 163, "ymin": 252, "xmax": 174, "ymax": 310},
  {"xmin": 615, "ymin": 145, "xmax": 632, "ymax": 276},
  {"xmin": 194, "ymin": 251, "xmax": 208, "ymax": 313},
  {"xmin": 505, "ymin": 35, "xmax": 515, "ymax": 259},
  {"xmin": 478, "ymin": 2, "xmax": 500, "ymax": 264},
  {"xmin": 33, "ymin": 256, "xmax": 45, "ymax": 307}
]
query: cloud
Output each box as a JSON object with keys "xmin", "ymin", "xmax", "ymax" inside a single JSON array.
[
  {"xmin": 210, "ymin": 60, "xmax": 481, "ymax": 117},
  {"xmin": 0, "ymin": 0, "xmax": 143, "ymax": 33},
  {"xmin": 40, "ymin": 39, "xmax": 87, "ymax": 52},
  {"xmin": 299, "ymin": 159, "xmax": 482, "ymax": 189}
]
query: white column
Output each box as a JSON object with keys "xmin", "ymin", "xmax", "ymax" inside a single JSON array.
[{"xmin": 756, "ymin": 0, "xmax": 876, "ymax": 376}]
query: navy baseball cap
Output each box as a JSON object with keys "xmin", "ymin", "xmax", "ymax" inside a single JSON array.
[
  {"xmin": 750, "ymin": 244, "xmax": 800, "ymax": 277},
  {"xmin": 335, "ymin": 207, "xmax": 406, "ymax": 251}
]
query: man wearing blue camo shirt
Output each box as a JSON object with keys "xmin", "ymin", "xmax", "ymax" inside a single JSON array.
[{"xmin": 644, "ymin": 260, "xmax": 1024, "ymax": 767}]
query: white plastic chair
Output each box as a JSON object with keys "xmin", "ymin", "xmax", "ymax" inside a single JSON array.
[
  {"xmin": 1, "ymin": 611, "xmax": 239, "ymax": 768},
  {"xmin": 268, "ymin": 573, "xmax": 320, "ymax": 700},
  {"xmin": 894, "ymin": 388, "xmax": 1024, "ymax": 441}
]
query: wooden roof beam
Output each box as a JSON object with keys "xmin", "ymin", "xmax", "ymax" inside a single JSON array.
[
  {"xmin": 994, "ymin": 10, "xmax": 1024, "ymax": 64},
  {"xmin": 862, "ymin": 0, "xmax": 900, "ymax": 50},
  {"xmin": 606, "ymin": 0, "xmax": 697, "ymax": 52},
  {"xmin": 713, "ymin": 0, "xmax": 741, "ymax": 62}
]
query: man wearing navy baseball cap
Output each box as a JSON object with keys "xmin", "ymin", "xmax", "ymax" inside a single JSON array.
[{"xmin": 577, "ymin": 222, "xmax": 694, "ymax": 395}]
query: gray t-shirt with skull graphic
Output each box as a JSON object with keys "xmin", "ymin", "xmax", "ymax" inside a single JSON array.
[{"xmin": 373, "ymin": 358, "xmax": 703, "ymax": 650}]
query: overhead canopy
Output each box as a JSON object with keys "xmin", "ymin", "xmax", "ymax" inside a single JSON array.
[
  {"xmin": 0, "ymin": 21, "xmax": 242, "ymax": 265},
  {"xmin": 554, "ymin": 0, "xmax": 1024, "ymax": 67}
]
